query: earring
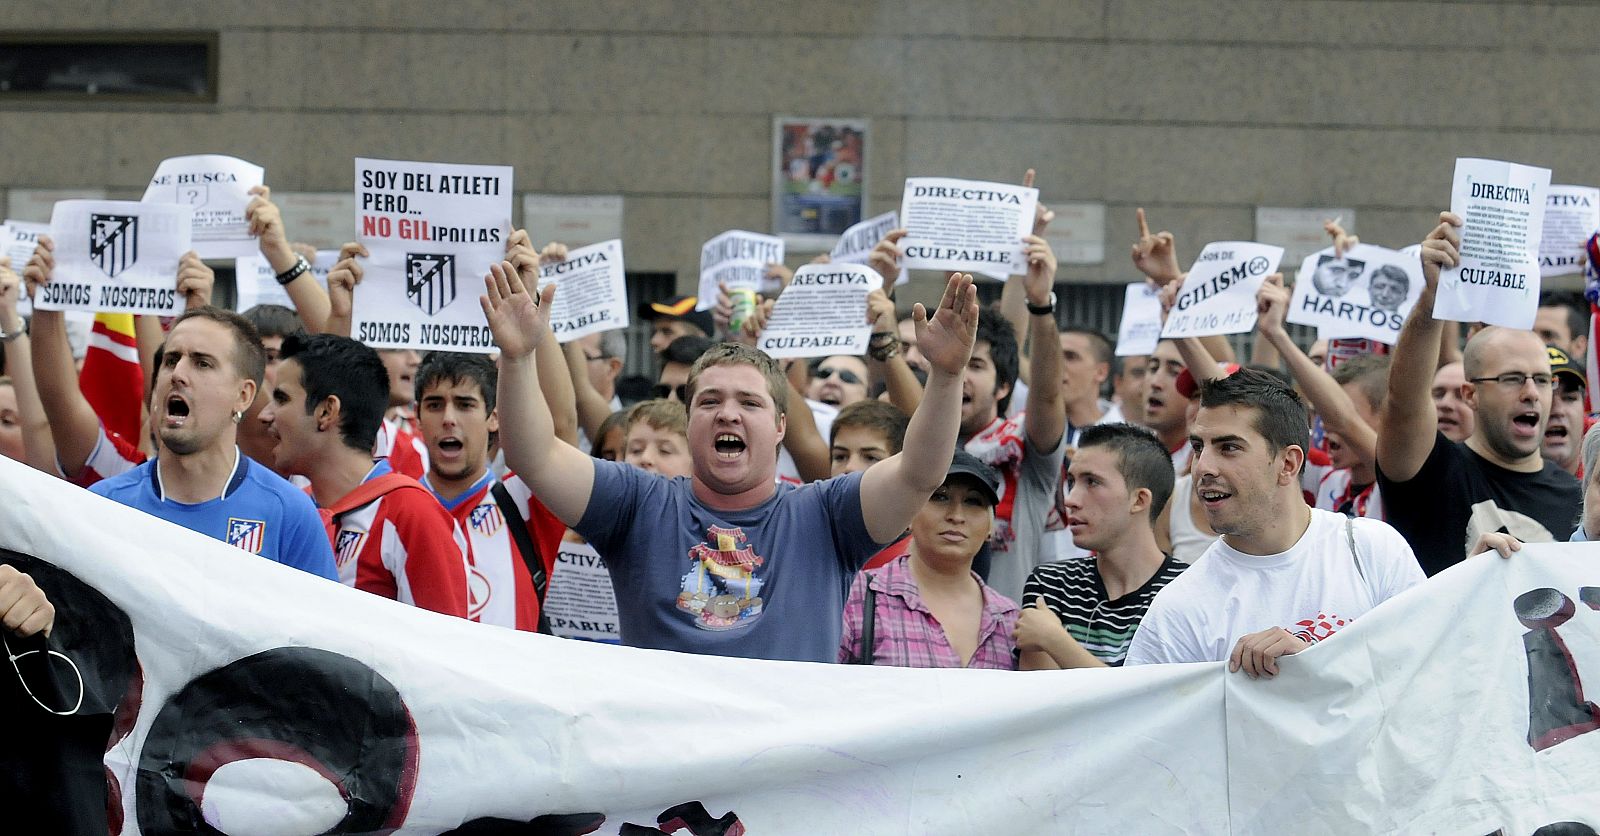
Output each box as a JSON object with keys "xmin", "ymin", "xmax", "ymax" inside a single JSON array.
[{"xmin": 232, "ymin": 410, "xmax": 243, "ymax": 424}]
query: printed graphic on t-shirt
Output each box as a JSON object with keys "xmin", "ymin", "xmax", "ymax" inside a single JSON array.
[
  {"xmin": 335, "ymin": 529, "xmax": 366, "ymax": 569},
  {"xmin": 469, "ymin": 503, "xmax": 503, "ymax": 537},
  {"xmin": 1292, "ymin": 611, "xmax": 1350, "ymax": 644},
  {"xmin": 678, "ymin": 525, "xmax": 766, "ymax": 631},
  {"xmin": 225, "ymin": 518, "xmax": 265, "ymax": 555},
  {"xmin": 1466, "ymin": 499, "xmax": 1554, "ymax": 556},
  {"xmin": 467, "ymin": 564, "xmax": 491, "ymax": 621}
]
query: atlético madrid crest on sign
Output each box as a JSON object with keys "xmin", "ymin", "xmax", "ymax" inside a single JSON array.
[
  {"xmin": 406, "ymin": 252, "xmax": 457, "ymax": 315},
  {"xmin": 90, "ymin": 213, "xmax": 139, "ymax": 278}
]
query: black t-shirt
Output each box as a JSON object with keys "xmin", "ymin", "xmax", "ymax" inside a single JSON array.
[{"xmin": 1378, "ymin": 432, "xmax": 1582, "ymax": 576}]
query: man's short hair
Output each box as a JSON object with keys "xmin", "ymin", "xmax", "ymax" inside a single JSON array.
[
  {"xmin": 1078, "ymin": 422, "xmax": 1176, "ymax": 519},
  {"xmin": 1330, "ymin": 354, "xmax": 1391, "ymax": 410},
  {"xmin": 415, "ymin": 352, "xmax": 497, "ymax": 413},
  {"xmin": 627, "ymin": 398, "xmax": 688, "ymax": 437},
  {"xmin": 279, "ymin": 333, "xmax": 389, "ymax": 452},
  {"xmin": 596, "ymin": 329, "xmax": 627, "ymax": 361},
  {"xmin": 170, "ymin": 306, "xmax": 267, "ymax": 388},
  {"xmin": 1061, "ymin": 325, "xmax": 1114, "ymax": 366},
  {"xmin": 1197, "ymin": 367, "xmax": 1311, "ymax": 469},
  {"xmin": 976, "ymin": 306, "xmax": 1020, "ymax": 414},
  {"xmin": 1539, "ymin": 290, "xmax": 1589, "ymax": 341},
  {"xmin": 829, "ymin": 399, "xmax": 909, "ymax": 453},
  {"xmin": 684, "ymin": 343, "xmax": 789, "ymax": 416},
  {"xmin": 240, "ymin": 304, "xmax": 305, "ymax": 340},
  {"xmin": 661, "ymin": 335, "xmax": 716, "ymax": 368}
]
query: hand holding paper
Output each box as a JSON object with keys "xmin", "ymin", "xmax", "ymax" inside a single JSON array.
[
  {"xmin": 21, "ymin": 235, "xmax": 53, "ymax": 301},
  {"xmin": 1022, "ymin": 234, "xmax": 1058, "ymax": 305},
  {"xmin": 1324, "ymin": 217, "xmax": 1359, "ymax": 260},
  {"xmin": 481, "ymin": 260, "xmax": 555, "ymax": 361},
  {"xmin": 1131, "ymin": 208, "xmax": 1182, "ymax": 286},
  {"xmin": 1255, "ymin": 273, "xmax": 1290, "ymax": 338},
  {"xmin": 176, "ymin": 251, "xmax": 213, "ymax": 311},
  {"xmin": 245, "ymin": 185, "xmax": 295, "ymax": 270},
  {"xmin": 1419, "ymin": 212, "xmax": 1464, "ymax": 294},
  {"xmin": 867, "ymin": 228, "xmax": 907, "ymax": 284},
  {"xmin": 324, "ymin": 242, "xmax": 369, "ymax": 336},
  {"xmin": 915, "ymin": 273, "xmax": 979, "ymax": 378}
]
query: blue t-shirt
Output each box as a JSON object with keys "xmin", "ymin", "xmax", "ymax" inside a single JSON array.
[
  {"xmin": 576, "ymin": 461, "xmax": 882, "ymax": 662},
  {"xmin": 89, "ymin": 452, "xmax": 338, "ymax": 581}
]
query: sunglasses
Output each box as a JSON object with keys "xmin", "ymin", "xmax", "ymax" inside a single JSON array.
[
  {"xmin": 652, "ymin": 383, "xmax": 689, "ymax": 401},
  {"xmin": 815, "ymin": 367, "xmax": 863, "ymax": 385}
]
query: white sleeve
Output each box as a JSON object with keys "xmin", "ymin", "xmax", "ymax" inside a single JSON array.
[
  {"xmin": 1353, "ymin": 518, "xmax": 1425, "ymax": 604},
  {"xmin": 1124, "ymin": 592, "xmax": 1195, "ymax": 666}
]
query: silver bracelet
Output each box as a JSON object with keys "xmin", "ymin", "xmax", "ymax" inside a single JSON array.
[{"xmin": 0, "ymin": 321, "xmax": 25, "ymax": 343}]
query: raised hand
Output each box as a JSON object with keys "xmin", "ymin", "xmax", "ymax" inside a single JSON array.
[
  {"xmin": 21, "ymin": 236, "xmax": 55, "ymax": 301},
  {"xmin": 245, "ymin": 185, "xmax": 295, "ymax": 266},
  {"xmin": 913, "ymin": 272, "xmax": 979, "ymax": 377},
  {"xmin": 1156, "ymin": 279, "xmax": 1179, "ymax": 328},
  {"xmin": 1022, "ymin": 234, "xmax": 1057, "ymax": 306},
  {"xmin": 1323, "ymin": 216, "xmax": 1359, "ymax": 259},
  {"xmin": 763, "ymin": 261, "xmax": 793, "ymax": 291},
  {"xmin": 1418, "ymin": 211, "xmax": 1463, "ymax": 292},
  {"xmin": 868, "ymin": 228, "xmax": 908, "ymax": 284},
  {"xmin": 1131, "ymin": 207, "xmax": 1182, "ymax": 286},
  {"xmin": 504, "ymin": 229, "xmax": 543, "ymax": 286},
  {"xmin": 1255, "ymin": 273, "xmax": 1289, "ymax": 337},
  {"xmin": 481, "ymin": 259, "xmax": 555, "ymax": 360},
  {"xmin": 176, "ymin": 250, "xmax": 214, "ymax": 310},
  {"xmin": 1022, "ymin": 168, "xmax": 1055, "ymax": 236},
  {"xmin": 866, "ymin": 287, "xmax": 896, "ymax": 331},
  {"xmin": 0, "ymin": 257, "xmax": 20, "ymax": 327},
  {"xmin": 326, "ymin": 241, "xmax": 369, "ymax": 315}
]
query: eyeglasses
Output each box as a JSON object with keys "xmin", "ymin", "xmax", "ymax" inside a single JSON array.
[
  {"xmin": 815, "ymin": 367, "xmax": 863, "ymax": 385},
  {"xmin": 1469, "ymin": 373, "xmax": 1554, "ymax": 390},
  {"xmin": 652, "ymin": 383, "xmax": 688, "ymax": 401}
]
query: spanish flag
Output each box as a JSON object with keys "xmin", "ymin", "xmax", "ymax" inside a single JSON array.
[{"xmin": 79, "ymin": 313, "xmax": 143, "ymax": 443}]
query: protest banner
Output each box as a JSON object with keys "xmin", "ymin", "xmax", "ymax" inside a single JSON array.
[
  {"xmin": 1434, "ymin": 158, "xmax": 1552, "ymax": 329},
  {"xmin": 1160, "ymin": 242, "xmax": 1284, "ymax": 339},
  {"xmin": 1539, "ymin": 185, "xmax": 1600, "ymax": 278},
  {"xmin": 141, "ymin": 154, "xmax": 265, "ymax": 259},
  {"xmin": 36, "ymin": 200, "xmax": 191, "ymax": 317},
  {"xmin": 537, "ymin": 239, "xmax": 628, "ymax": 343},
  {"xmin": 756, "ymin": 263, "xmax": 882, "ymax": 359},
  {"xmin": 351, "ymin": 158, "xmax": 513, "ymax": 354},
  {"xmin": 1, "ymin": 455, "xmax": 1597, "ymax": 833},
  {"xmin": 1287, "ymin": 243, "xmax": 1423, "ymax": 345},
  {"xmin": 545, "ymin": 538, "xmax": 621, "ymax": 643},
  {"xmin": 830, "ymin": 210, "xmax": 907, "ymax": 285},
  {"xmin": 233, "ymin": 250, "xmax": 336, "ymax": 313},
  {"xmin": 1115, "ymin": 281, "xmax": 1164, "ymax": 357},
  {"xmin": 697, "ymin": 230, "xmax": 783, "ymax": 309},
  {"xmin": 899, "ymin": 177, "xmax": 1037, "ymax": 277},
  {"xmin": 3, "ymin": 220, "xmax": 49, "ymax": 316},
  {"xmin": 772, "ymin": 117, "xmax": 867, "ymax": 250}
]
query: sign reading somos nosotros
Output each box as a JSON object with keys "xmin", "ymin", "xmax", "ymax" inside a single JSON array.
[{"xmin": 352, "ymin": 158, "xmax": 513, "ymax": 354}]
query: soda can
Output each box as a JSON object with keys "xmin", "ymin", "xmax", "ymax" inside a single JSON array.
[{"xmin": 728, "ymin": 287, "xmax": 758, "ymax": 334}]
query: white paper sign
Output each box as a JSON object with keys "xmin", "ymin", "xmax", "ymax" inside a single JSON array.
[
  {"xmin": 899, "ymin": 177, "xmax": 1037, "ymax": 277},
  {"xmin": 1539, "ymin": 184, "xmax": 1600, "ymax": 278},
  {"xmin": 37, "ymin": 200, "xmax": 191, "ymax": 316},
  {"xmin": 233, "ymin": 251, "xmax": 336, "ymax": 313},
  {"xmin": 1434, "ymin": 158, "xmax": 1552, "ymax": 329},
  {"xmin": 5, "ymin": 188, "xmax": 106, "ymax": 223},
  {"xmin": 830, "ymin": 210, "xmax": 907, "ymax": 286},
  {"xmin": 537, "ymin": 238, "xmax": 628, "ymax": 343},
  {"xmin": 1255, "ymin": 206, "xmax": 1356, "ymax": 269},
  {"xmin": 755, "ymin": 262, "xmax": 883, "ymax": 359},
  {"xmin": 351, "ymin": 158, "xmax": 513, "ymax": 354},
  {"xmin": 1287, "ymin": 244, "xmax": 1423, "ymax": 345},
  {"xmin": 1160, "ymin": 241, "xmax": 1284, "ymax": 338},
  {"xmin": 1115, "ymin": 282, "xmax": 1163, "ymax": 356},
  {"xmin": 544, "ymin": 538, "xmax": 621, "ymax": 643},
  {"xmin": 522, "ymin": 194, "xmax": 624, "ymax": 250},
  {"xmin": 3, "ymin": 220, "xmax": 48, "ymax": 316},
  {"xmin": 141, "ymin": 154, "xmax": 265, "ymax": 259},
  {"xmin": 697, "ymin": 230, "xmax": 783, "ymax": 309}
]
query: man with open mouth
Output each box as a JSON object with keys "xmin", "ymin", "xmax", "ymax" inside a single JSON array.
[
  {"xmin": 1376, "ymin": 212, "xmax": 1583, "ymax": 576},
  {"xmin": 1126, "ymin": 369, "xmax": 1423, "ymax": 678},
  {"xmin": 1540, "ymin": 346, "xmax": 1588, "ymax": 479},
  {"xmin": 486, "ymin": 263, "xmax": 981, "ymax": 662}
]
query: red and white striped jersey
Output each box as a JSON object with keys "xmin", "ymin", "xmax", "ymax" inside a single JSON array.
[
  {"xmin": 61, "ymin": 421, "xmax": 146, "ymax": 488},
  {"xmin": 322, "ymin": 462, "xmax": 470, "ymax": 618},
  {"xmin": 373, "ymin": 415, "xmax": 429, "ymax": 480},
  {"xmin": 426, "ymin": 472, "xmax": 566, "ymax": 631}
]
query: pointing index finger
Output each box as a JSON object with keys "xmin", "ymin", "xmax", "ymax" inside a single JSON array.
[
  {"xmin": 1022, "ymin": 168, "xmax": 1036, "ymax": 189},
  {"xmin": 1136, "ymin": 207, "xmax": 1150, "ymax": 240}
]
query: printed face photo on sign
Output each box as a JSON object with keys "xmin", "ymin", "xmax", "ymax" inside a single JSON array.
[
  {"xmin": 1311, "ymin": 255, "xmax": 1364, "ymax": 298},
  {"xmin": 1366, "ymin": 265, "xmax": 1410, "ymax": 312}
]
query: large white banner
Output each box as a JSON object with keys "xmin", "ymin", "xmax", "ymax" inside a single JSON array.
[
  {"xmin": 0, "ymin": 455, "xmax": 1596, "ymax": 834},
  {"xmin": 352, "ymin": 158, "xmax": 513, "ymax": 354}
]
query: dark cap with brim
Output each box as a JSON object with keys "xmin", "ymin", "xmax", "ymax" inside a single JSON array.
[
  {"xmin": 946, "ymin": 449, "xmax": 1004, "ymax": 507},
  {"xmin": 638, "ymin": 295, "xmax": 716, "ymax": 337},
  {"xmin": 1548, "ymin": 345, "xmax": 1587, "ymax": 390}
]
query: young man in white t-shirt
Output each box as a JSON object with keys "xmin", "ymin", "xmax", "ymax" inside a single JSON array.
[{"xmin": 1125, "ymin": 368, "xmax": 1425, "ymax": 677}]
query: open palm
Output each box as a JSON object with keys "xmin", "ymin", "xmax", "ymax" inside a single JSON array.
[
  {"xmin": 914, "ymin": 273, "xmax": 979, "ymax": 376},
  {"xmin": 481, "ymin": 260, "xmax": 554, "ymax": 360}
]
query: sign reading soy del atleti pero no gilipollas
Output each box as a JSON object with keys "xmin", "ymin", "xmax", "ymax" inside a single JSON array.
[{"xmin": 352, "ymin": 158, "xmax": 513, "ymax": 354}]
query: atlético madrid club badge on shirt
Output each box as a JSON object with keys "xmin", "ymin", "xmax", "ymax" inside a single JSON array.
[{"xmin": 225, "ymin": 518, "xmax": 266, "ymax": 555}]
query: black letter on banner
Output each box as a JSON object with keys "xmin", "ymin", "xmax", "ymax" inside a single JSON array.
[{"xmin": 1513, "ymin": 587, "xmax": 1600, "ymax": 751}]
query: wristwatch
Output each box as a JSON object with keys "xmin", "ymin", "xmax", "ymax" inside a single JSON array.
[
  {"xmin": 1026, "ymin": 291, "xmax": 1057, "ymax": 316},
  {"xmin": 0, "ymin": 320, "xmax": 25, "ymax": 343},
  {"xmin": 275, "ymin": 254, "xmax": 311, "ymax": 286}
]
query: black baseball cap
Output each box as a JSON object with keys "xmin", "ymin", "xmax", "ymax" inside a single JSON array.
[
  {"xmin": 638, "ymin": 295, "xmax": 716, "ymax": 337},
  {"xmin": 946, "ymin": 449, "xmax": 1003, "ymax": 506},
  {"xmin": 1548, "ymin": 345, "xmax": 1587, "ymax": 390}
]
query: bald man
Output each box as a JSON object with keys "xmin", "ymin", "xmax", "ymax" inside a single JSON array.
[{"xmin": 1376, "ymin": 212, "xmax": 1581, "ymax": 576}]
